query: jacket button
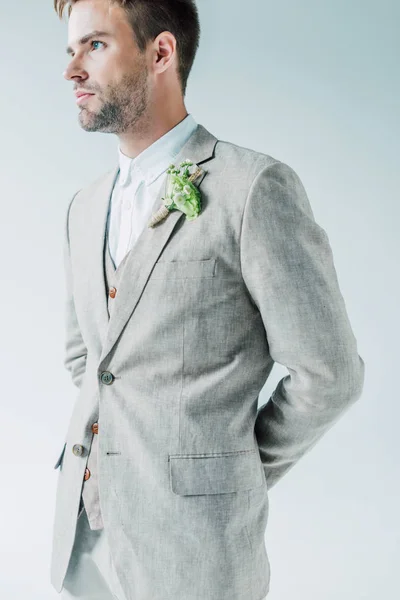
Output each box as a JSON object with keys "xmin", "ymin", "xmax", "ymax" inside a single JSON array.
[
  {"xmin": 72, "ymin": 444, "xmax": 84, "ymax": 457},
  {"xmin": 91, "ymin": 422, "xmax": 98, "ymax": 434},
  {"xmin": 100, "ymin": 371, "xmax": 114, "ymax": 385},
  {"xmin": 109, "ymin": 287, "xmax": 117, "ymax": 298},
  {"xmin": 84, "ymin": 468, "xmax": 91, "ymax": 481}
]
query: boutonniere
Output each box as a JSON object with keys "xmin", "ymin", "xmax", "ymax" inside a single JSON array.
[{"xmin": 148, "ymin": 159, "xmax": 204, "ymax": 228}]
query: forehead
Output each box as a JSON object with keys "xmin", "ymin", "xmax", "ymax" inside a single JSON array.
[
  {"xmin": 66, "ymin": 0, "xmax": 131, "ymax": 53},
  {"xmin": 67, "ymin": 0, "xmax": 127, "ymax": 40}
]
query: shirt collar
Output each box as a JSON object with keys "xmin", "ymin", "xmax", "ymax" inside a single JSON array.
[{"xmin": 117, "ymin": 113, "xmax": 198, "ymax": 188}]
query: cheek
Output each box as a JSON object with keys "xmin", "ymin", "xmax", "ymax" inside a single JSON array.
[{"xmin": 93, "ymin": 57, "xmax": 124, "ymax": 88}]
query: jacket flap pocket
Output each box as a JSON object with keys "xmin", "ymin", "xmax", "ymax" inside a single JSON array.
[
  {"xmin": 54, "ymin": 442, "xmax": 67, "ymax": 470},
  {"xmin": 151, "ymin": 258, "xmax": 216, "ymax": 280},
  {"xmin": 169, "ymin": 450, "xmax": 263, "ymax": 495}
]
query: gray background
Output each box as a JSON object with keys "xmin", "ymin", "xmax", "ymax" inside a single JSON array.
[{"xmin": 0, "ymin": 0, "xmax": 398, "ymax": 598}]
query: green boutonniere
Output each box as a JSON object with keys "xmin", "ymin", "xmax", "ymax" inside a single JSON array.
[{"xmin": 148, "ymin": 159, "xmax": 203, "ymax": 228}]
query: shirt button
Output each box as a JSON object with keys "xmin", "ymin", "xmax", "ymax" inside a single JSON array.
[
  {"xmin": 109, "ymin": 287, "xmax": 117, "ymax": 298},
  {"xmin": 91, "ymin": 422, "xmax": 99, "ymax": 434},
  {"xmin": 100, "ymin": 371, "xmax": 114, "ymax": 385},
  {"xmin": 84, "ymin": 468, "xmax": 91, "ymax": 481},
  {"xmin": 72, "ymin": 444, "xmax": 84, "ymax": 457}
]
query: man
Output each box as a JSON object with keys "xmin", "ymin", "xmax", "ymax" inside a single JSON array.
[{"xmin": 50, "ymin": 0, "xmax": 365, "ymax": 599}]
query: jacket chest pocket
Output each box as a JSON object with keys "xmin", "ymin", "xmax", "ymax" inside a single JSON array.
[{"xmin": 150, "ymin": 258, "xmax": 217, "ymax": 280}]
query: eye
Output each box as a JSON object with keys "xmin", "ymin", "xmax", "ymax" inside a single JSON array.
[{"xmin": 91, "ymin": 40, "xmax": 105, "ymax": 51}]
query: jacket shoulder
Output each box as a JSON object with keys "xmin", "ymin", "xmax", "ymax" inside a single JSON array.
[
  {"xmin": 213, "ymin": 138, "xmax": 290, "ymax": 188},
  {"xmin": 214, "ymin": 138, "xmax": 280, "ymax": 170},
  {"xmin": 68, "ymin": 166, "xmax": 117, "ymax": 213}
]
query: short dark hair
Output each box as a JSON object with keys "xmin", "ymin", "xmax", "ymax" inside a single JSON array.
[{"xmin": 54, "ymin": 0, "xmax": 201, "ymax": 96}]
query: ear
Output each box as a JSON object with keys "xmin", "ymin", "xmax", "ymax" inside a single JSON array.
[{"xmin": 153, "ymin": 31, "xmax": 177, "ymax": 71}]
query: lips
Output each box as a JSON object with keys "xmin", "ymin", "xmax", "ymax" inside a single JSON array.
[
  {"xmin": 75, "ymin": 89, "xmax": 94, "ymax": 97},
  {"xmin": 76, "ymin": 93, "xmax": 95, "ymax": 104}
]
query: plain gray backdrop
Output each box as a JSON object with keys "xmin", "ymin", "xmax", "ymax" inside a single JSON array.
[{"xmin": 0, "ymin": 0, "xmax": 398, "ymax": 598}]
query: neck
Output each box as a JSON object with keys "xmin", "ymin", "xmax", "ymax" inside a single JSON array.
[{"xmin": 117, "ymin": 103, "xmax": 189, "ymax": 158}]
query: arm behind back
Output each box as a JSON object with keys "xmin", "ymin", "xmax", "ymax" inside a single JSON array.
[{"xmin": 240, "ymin": 160, "xmax": 365, "ymax": 491}]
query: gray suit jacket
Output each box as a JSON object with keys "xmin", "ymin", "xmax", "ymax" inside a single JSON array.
[{"xmin": 50, "ymin": 123, "xmax": 365, "ymax": 600}]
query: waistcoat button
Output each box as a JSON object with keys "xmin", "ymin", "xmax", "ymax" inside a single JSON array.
[
  {"xmin": 72, "ymin": 444, "xmax": 84, "ymax": 457},
  {"xmin": 100, "ymin": 371, "xmax": 114, "ymax": 385},
  {"xmin": 91, "ymin": 422, "xmax": 99, "ymax": 434},
  {"xmin": 84, "ymin": 468, "xmax": 91, "ymax": 481},
  {"xmin": 109, "ymin": 287, "xmax": 117, "ymax": 298}
]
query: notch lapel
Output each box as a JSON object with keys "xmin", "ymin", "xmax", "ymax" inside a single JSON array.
[{"xmin": 95, "ymin": 123, "xmax": 218, "ymax": 366}]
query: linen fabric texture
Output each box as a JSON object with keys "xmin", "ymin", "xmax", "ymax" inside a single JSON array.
[
  {"xmin": 80, "ymin": 114, "xmax": 199, "ymax": 532},
  {"xmin": 50, "ymin": 123, "xmax": 365, "ymax": 600}
]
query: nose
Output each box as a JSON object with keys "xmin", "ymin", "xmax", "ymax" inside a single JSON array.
[{"xmin": 63, "ymin": 58, "xmax": 88, "ymax": 81}]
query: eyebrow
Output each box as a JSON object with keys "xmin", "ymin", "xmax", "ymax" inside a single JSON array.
[{"xmin": 66, "ymin": 30, "xmax": 113, "ymax": 55}]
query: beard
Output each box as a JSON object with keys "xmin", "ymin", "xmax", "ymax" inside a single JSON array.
[{"xmin": 78, "ymin": 63, "xmax": 149, "ymax": 134}]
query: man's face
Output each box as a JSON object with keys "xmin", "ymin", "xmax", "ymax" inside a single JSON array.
[{"xmin": 64, "ymin": 0, "xmax": 150, "ymax": 133}]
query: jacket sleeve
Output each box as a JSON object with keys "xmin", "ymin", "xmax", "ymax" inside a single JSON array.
[
  {"xmin": 63, "ymin": 190, "xmax": 88, "ymax": 389},
  {"xmin": 240, "ymin": 160, "xmax": 365, "ymax": 491}
]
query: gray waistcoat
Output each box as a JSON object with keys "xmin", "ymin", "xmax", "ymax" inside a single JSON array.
[{"xmin": 80, "ymin": 213, "xmax": 131, "ymax": 530}]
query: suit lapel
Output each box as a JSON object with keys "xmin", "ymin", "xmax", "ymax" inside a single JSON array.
[{"xmin": 90, "ymin": 123, "xmax": 218, "ymax": 366}]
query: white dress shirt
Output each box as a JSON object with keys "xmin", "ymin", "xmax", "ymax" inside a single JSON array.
[{"xmin": 107, "ymin": 113, "xmax": 198, "ymax": 269}]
